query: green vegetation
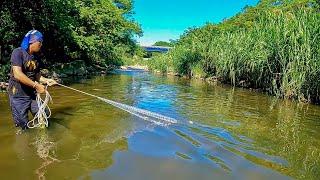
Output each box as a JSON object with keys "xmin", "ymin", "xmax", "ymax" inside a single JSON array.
[
  {"xmin": 153, "ymin": 40, "xmax": 175, "ymax": 47},
  {"xmin": 0, "ymin": 0, "xmax": 141, "ymax": 80},
  {"xmin": 149, "ymin": 0, "xmax": 320, "ymax": 103}
]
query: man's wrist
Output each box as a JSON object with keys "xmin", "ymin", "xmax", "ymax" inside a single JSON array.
[{"xmin": 33, "ymin": 81, "xmax": 39, "ymax": 89}]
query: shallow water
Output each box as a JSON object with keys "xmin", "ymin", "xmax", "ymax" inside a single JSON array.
[{"xmin": 0, "ymin": 70, "xmax": 319, "ymax": 179}]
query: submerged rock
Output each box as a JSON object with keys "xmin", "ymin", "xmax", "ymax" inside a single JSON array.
[
  {"xmin": 0, "ymin": 82, "xmax": 8, "ymax": 91},
  {"xmin": 40, "ymin": 69, "xmax": 50, "ymax": 77}
]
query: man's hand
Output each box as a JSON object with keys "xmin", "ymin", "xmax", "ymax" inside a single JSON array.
[{"xmin": 35, "ymin": 83, "xmax": 46, "ymax": 94}]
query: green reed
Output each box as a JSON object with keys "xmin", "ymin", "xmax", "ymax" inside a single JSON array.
[{"xmin": 150, "ymin": 3, "xmax": 320, "ymax": 103}]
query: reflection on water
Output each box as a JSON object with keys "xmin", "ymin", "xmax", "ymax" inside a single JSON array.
[
  {"xmin": 32, "ymin": 129, "xmax": 59, "ymax": 180},
  {"xmin": 0, "ymin": 70, "xmax": 319, "ymax": 179}
]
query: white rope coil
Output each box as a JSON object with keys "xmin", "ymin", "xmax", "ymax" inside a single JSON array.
[{"xmin": 27, "ymin": 90, "xmax": 52, "ymax": 129}]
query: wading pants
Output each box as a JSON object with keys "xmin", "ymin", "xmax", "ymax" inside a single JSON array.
[{"xmin": 9, "ymin": 95, "xmax": 39, "ymax": 130}]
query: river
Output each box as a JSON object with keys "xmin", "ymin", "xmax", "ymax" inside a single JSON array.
[{"xmin": 0, "ymin": 70, "xmax": 319, "ymax": 179}]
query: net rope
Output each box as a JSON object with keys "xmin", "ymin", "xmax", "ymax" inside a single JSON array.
[
  {"xmin": 58, "ymin": 83, "xmax": 178, "ymax": 125},
  {"xmin": 27, "ymin": 83, "xmax": 178, "ymax": 128}
]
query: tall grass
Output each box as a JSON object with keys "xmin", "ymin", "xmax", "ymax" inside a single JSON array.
[{"xmin": 150, "ymin": 3, "xmax": 320, "ymax": 103}]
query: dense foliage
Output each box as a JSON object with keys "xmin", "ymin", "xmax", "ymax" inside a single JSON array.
[
  {"xmin": 153, "ymin": 40, "xmax": 175, "ymax": 47},
  {"xmin": 149, "ymin": 0, "xmax": 320, "ymax": 103},
  {"xmin": 0, "ymin": 0, "xmax": 141, "ymax": 81}
]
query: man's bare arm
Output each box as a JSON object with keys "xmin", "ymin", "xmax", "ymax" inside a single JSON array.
[
  {"xmin": 12, "ymin": 66, "xmax": 37, "ymax": 87},
  {"xmin": 12, "ymin": 66, "xmax": 45, "ymax": 93}
]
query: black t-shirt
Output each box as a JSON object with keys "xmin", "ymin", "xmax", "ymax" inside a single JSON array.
[{"xmin": 8, "ymin": 47, "xmax": 42, "ymax": 97}]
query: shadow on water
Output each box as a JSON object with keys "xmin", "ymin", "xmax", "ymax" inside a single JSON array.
[{"xmin": 0, "ymin": 70, "xmax": 319, "ymax": 179}]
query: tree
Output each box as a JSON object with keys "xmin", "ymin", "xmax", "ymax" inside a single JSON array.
[
  {"xmin": 0, "ymin": 0, "xmax": 142, "ymax": 80},
  {"xmin": 153, "ymin": 41, "xmax": 174, "ymax": 47}
]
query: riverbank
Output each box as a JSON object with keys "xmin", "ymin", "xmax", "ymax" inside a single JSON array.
[
  {"xmin": 119, "ymin": 65, "xmax": 148, "ymax": 71},
  {"xmin": 138, "ymin": 57, "xmax": 316, "ymax": 104},
  {"xmin": 150, "ymin": 68, "xmax": 264, "ymax": 91}
]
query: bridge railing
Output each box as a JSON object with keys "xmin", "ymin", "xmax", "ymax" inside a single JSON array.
[{"xmin": 142, "ymin": 46, "xmax": 172, "ymax": 53}]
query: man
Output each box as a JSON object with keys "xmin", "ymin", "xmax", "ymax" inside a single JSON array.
[{"xmin": 8, "ymin": 30, "xmax": 57, "ymax": 130}]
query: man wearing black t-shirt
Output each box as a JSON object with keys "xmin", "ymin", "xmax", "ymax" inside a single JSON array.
[{"xmin": 8, "ymin": 30, "xmax": 57, "ymax": 130}]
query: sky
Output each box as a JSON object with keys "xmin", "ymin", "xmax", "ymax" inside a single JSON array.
[{"xmin": 133, "ymin": 0, "xmax": 259, "ymax": 46}]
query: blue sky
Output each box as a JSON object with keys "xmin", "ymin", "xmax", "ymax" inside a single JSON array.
[{"xmin": 133, "ymin": 0, "xmax": 259, "ymax": 45}]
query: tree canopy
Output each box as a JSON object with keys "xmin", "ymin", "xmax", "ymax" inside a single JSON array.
[
  {"xmin": 153, "ymin": 41, "xmax": 174, "ymax": 47},
  {"xmin": 0, "ymin": 0, "xmax": 142, "ymax": 73}
]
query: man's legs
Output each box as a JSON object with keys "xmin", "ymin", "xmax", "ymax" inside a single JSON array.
[
  {"xmin": 30, "ymin": 99, "xmax": 39, "ymax": 116},
  {"xmin": 9, "ymin": 95, "xmax": 31, "ymax": 130}
]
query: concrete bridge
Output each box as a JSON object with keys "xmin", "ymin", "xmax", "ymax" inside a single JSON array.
[{"xmin": 142, "ymin": 46, "xmax": 172, "ymax": 53}]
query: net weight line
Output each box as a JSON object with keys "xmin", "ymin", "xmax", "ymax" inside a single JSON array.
[{"xmin": 57, "ymin": 83, "xmax": 178, "ymax": 125}]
